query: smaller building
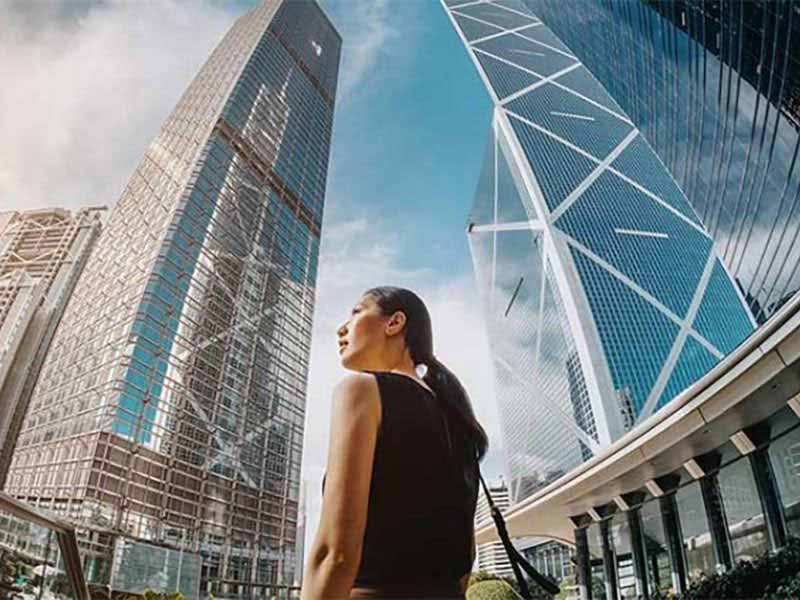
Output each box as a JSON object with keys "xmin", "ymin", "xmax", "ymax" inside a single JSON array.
[
  {"xmin": 519, "ymin": 538, "xmax": 575, "ymax": 585},
  {"xmin": 0, "ymin": 207, "xmax": 106, "ymax": 488},
  {"xmin": 474, "ymin": 478, "xmax": 514, "ymax": 578}
]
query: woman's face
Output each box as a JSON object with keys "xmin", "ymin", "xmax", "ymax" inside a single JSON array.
[{"xmin": 336, "ymin": 294, "xmax": 394, "ymax": 370}]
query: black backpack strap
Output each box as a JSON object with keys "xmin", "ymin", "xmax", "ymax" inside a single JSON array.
[{"xmin": 478, "ymin": 470, "xmax": 561, "ymax": 598}]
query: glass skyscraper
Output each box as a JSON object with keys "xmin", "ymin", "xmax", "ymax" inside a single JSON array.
[
  {"xmin": 0, "ymin": 208, "xmax": 105, "ymax": 489},
  {"xmin": 522, "ymin": 0, "xmax": 800, "ymax": 325},
  {"xmin": 442, "ymin": 0, "xmax": 755, "ymax": 504},
  {"xmin": 4, "ymin": 1, "xmax": 340, "ymax": 596}
]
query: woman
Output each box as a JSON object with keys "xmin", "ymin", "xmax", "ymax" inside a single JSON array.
[{"xmin": 301, "ymin": 287, "xmax": 489, "ymax": 600}]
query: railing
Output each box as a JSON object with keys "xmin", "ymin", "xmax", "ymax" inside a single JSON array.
[{"xmin": 0, "ymin": 491, "xmax": 89, "ymax": 600}]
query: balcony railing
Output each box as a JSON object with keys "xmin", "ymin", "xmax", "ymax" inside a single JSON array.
[{"xmin": 0, "ymin": 491, "xmax": 89, "ymax": 600}]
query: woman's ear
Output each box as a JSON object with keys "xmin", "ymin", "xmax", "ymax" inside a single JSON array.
[{"xmin": 385, "ymin": 310, "xmax": 407, "ymax": 337}]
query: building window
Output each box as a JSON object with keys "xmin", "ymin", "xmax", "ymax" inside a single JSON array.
[
  {"xmin": 768, "ymin": 424, "xmax": 800, "ymax": 538},
  {"xmin": 639, "ymin": 499, "xmax": 671, "ymax": 595},
  {"xmin": 718, "ymin": 458, "xmax": 769, "ymax": 562},
  {"xmin": 676, "ymin": 481, "xmax": 715, "ymax": 582}
]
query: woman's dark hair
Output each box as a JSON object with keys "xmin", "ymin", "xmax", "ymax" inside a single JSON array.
[{"xmin": 365, "ymin": 286, "xmax": 489, "ymax": 461}]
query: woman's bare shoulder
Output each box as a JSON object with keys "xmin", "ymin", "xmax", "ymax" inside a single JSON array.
[{"xmin": 332, "ymin": 373, "xmax": 380, "ymax": 412}]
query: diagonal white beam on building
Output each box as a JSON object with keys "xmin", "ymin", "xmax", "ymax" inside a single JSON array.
[
  {"xmin": 512, "ymin": 31, "xmax": 577, "ymax": 61},
  {"xmin": 494, "ymin": 355, "xmax": 602, "ymax": 454},
  {"xmin": 490, "ymin": 130, "xmax": 499, "ymax": 311},
  {"xmin": 470, "ymin": 22, "xmax": 543, "ymax": 45},
  {"xmin": 486, "ymin": 0, "xmax": 541, "ymax": 21},
  {"xmin": 493, "ymin": 108, "xmax": 624, "ymax": 444},
  {"xmin": 442, "ymin": 3, "xmax": 505, "ymax": 107},
  {"xmin": 532, "ymin": 240, "xmax": 549, "ymax": 383},
  {"xmin": 448, "ymin": 0, "xmax": 485, "ymax": 9},
  {"xmin": 501, "ymin": 112, "xmax": 608, "ymax": 175},
  {"xmin": 687, "ymin": 329, "xmax": 724, "ymax": 360},
  {"xmin": 607, "ymin": 165, "xmax": 710, "ymax": 238},
  {"xmin": 458, "ymin": 0, "xmax": 543, "ymax": 27},
  {"xmin": 500, "ymin": 62, "xmax": 581, "ymax": 105},
  {"xmin": 473, "ymin": 47, "xmax": 548, "ymax": 81},
  {"xmin": 637, "ymin": 251, "xmax": 719, "ymax": 423},
  {"xmin": 548, "ymin": 129, "xmax": 639, "ymax": 223},
  {"xmin": 559, "ymin": 235, "xmax": 684, "ymax": 329},
  {"xmin": 562, "ymin": 234, "xmax": 724, "ymax": 360},
  {"xmin": 549, "ymin": 80, "xmax": 633, "ymax": 124},
  {"xmin": 451, "ymin": 8, "xmax": 524, "ymax": 34}
]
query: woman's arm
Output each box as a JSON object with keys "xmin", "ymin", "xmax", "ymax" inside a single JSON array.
[{"xmin": 301, "ymin": 373, "xmax": 380, "ymax": 600}]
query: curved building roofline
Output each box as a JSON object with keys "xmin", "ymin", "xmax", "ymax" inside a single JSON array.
[{"xmin": 477, "ymin": 289, "xmax": 800, "ymax": 545}]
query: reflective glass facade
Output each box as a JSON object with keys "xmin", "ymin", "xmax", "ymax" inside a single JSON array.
[
  {"xmin": 575, "ymin": 409, "xmax": 800, "ymax": 598},
  {"xmin": 0, "ymin": 208, "xmax": 105, "ymax": 488},
  {"xmin": 444, "ymin": 0, "xmax": 754, "ymax": 504},
  {"xmin": 4, "ymin": 1, "xmax": 340, "ymax": 595},
  {"xmin": 522, "ymin": 0, "xmax": 800, "ymax": 324}
]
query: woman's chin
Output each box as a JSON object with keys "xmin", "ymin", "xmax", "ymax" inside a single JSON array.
[{"xmin": 340, "ymin": 355, "xmax": 365, "ymax": 371}]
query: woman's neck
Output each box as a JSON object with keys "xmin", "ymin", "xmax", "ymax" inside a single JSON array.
[{"xmin": 384, "ymin": 352, "xmax": 417, "ymax": 379}]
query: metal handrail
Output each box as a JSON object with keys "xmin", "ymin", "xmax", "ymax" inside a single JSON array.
[{"xmin": 0, "ymin": 491, "xmax": 89, "ymax": 600}]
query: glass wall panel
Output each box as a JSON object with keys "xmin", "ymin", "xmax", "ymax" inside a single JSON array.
[
  {"xmin": 3, "ymin": 2, "xmax": 339, "ymax": 592},
  {"xmin": 523, "ymin": 0, "xmax": 800, "ymax": 325},
  {"xmin": 587, "ymin": 522, "xmax": 607, "ymax": 596},
  {"xmin": 640, "ymin": 499, "xmax": 671, "ymax": 596},
  {"xmin": 769, "ymin": 424, "xmax": 800, "ymax": 538},
  {"xmin": 718, "ymin": 458, "xmax": 769, "ymax": 562},
  {"xmin": 676, "ymin": 481, "xmax": 715, "ymax": 583},
  {"xmin": 609, "ymin": 512, "xmax": 637, "ymax": 598}
]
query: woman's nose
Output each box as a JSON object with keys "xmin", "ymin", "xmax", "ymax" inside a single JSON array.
[{"xmin": 336, "ymin": 321, "xmax": 348, "ymax": 337}]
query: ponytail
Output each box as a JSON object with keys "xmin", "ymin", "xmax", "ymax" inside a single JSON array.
[
  {"xmin": 364, "ymin": 286, "xmax": 489, "ymax": 462},
  {"xmin": 423, "ymin": 355, "xmax": 489, "ymax": 461}
]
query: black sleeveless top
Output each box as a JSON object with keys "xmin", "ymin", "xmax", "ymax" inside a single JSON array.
[{"xmin": 332, "ymin": 371, "xmax": 479, "ymax": 587}]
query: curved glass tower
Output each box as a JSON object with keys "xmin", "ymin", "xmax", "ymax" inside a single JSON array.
[
  {"xmin": 5, "ymin": 1, "xmax": 340, "ymax": 595},
  {"xmin": 442, "ymin": 0, "xmax": 755, "ymax": 503},
  {"xmin": 522, "ymin": 0, "xmax": 800, "ymax": 325}
]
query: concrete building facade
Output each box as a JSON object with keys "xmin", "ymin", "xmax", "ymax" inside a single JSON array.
[{"xmin": 0, "ymin": 207, "xmax": 105, "ymax": 488}]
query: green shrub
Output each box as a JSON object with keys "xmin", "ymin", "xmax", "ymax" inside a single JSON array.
[
  {"xmin": 681, "ymin": 537, "xmax": 800, "ymax": 599},
  {"xmin": 469, "ymin": 570, "xmax": 502, "ymax": 587},
  {"xmin": 766, "ymin": 571, "xmax": 800, "ymax": 599},
  {"xmin": 553, "ymin": 574, "xmax": 604, "ymax": 600},
  {"xmin": 139, "ymin": 591, "xmax": 184, "ymax": 600},
  {"xmin": 466, "ymin": 579, "xmax": 518, "ymax": 600}
]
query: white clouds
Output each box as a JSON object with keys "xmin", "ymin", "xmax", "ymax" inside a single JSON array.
[
  {"xmin": 1, "ymin": 0, "xmax": 507, "ymax": 571},
  {"xmin": 325, "ymin": 0, "xmax": 399, "ymax": 100},
  {"xmin": 0, "ymin": 1, "xmax": 233, "ymax": 212},
  {"xmin": 301, "ymin": 217, "xmax": 505, "ymax": 563}
]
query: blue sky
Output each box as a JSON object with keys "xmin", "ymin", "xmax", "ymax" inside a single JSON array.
[
  {"xmin": 298, "ymin": 0, "xmax": 506, "ymax": 557},
  {"xmin": 319, "ymin": 0, "xmax": 492, "ymax": 274},
  {"xmin": 0, "ymin": 0, "xmax": 506, "ymax": 564}
]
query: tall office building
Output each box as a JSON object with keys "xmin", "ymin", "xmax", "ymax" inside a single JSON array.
[
  {"xmin": 4, "ymin": 1, "xmax": 340, "ymax": 596},
  {"xmin": 442, "ymin": 0, "xmax": 755, "ymax": 503},
  {"xmin": 451, "ymin": 5, "xmax": 800, "ymax": 599},
  {"xmin": 0, "ymin": 207, "xmax": 105, "ymax": 488},
  {"xmin": 522, "ymin": 0, "xmax": 800, "ymax": 324}
]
